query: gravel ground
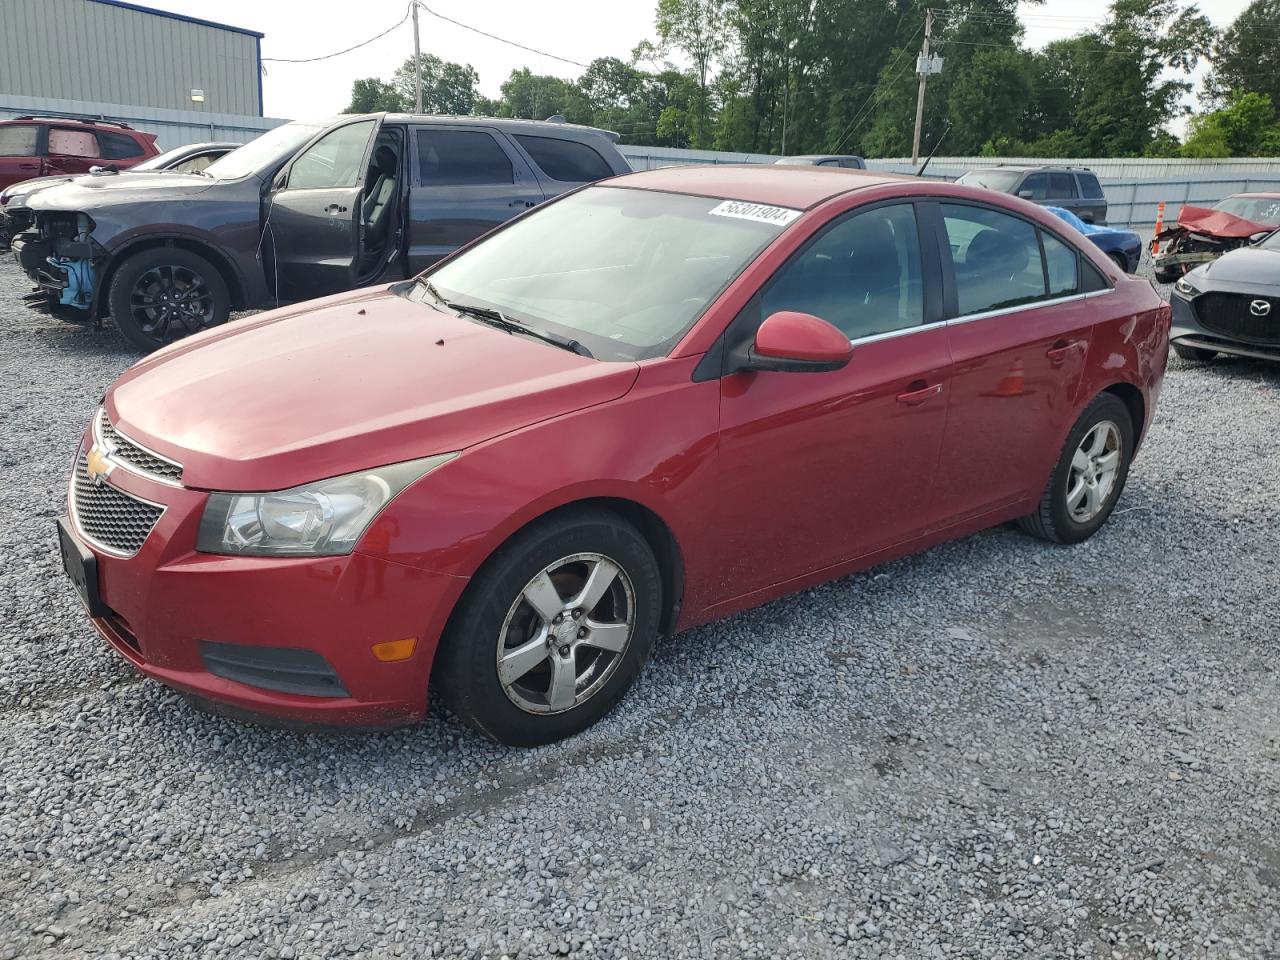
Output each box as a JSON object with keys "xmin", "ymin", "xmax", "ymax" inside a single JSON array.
[{"xmin": 1, "ymin": 257, "xmax": 1279, "ymax": 960}]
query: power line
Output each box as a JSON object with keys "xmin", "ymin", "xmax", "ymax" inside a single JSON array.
[
  {"xmin": 418, "ymin": 2, "xmax": 587, "ymax": 68},
  {"xmin": 829, "ymin": 24, "xmax": 923, "ymax": 154},
  {"xmin": 262, "ymin": 3, "xmax": 413, "ymax": 63}
]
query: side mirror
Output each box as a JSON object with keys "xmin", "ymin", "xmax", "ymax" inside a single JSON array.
[
  {"xmin": 1017, "ymin": 189, "xmax": 1034, "ymax": 200},
  {"xmin": 740, "ymin": 311, "xmax": 853, "ymax": 374}
]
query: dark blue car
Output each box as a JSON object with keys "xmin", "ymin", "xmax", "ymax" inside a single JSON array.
[{"xmin": 1045, "ymin": 206, "xmax": 1142, "ymax": 273}]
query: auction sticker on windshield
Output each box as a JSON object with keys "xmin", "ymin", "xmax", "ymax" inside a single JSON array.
[{"xmin": 708, "ymin": 200, "xmax": 802, "ymax": 227}]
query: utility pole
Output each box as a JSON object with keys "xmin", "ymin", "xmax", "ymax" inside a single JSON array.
[
  {"xmin": 412, "ymin": 1, "xmax": 423, "ymax": 113},
  {"xmin": 911, "ymin": 8, "xmax": 934, "ymax": 166}
]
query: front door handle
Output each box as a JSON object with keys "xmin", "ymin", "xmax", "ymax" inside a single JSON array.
[
  {"xmin": 324, "ymin": 203, "xmax": 348, "ymax": 215},
  {"xmin": 1045, "ymin": 339, "xmax": 1085, "ymax": 367},
  {"xmin": 18, "ymin": 162, "xmax": 39, "ymax": 170},
  {"xmin": 509, "ymin": 200, "xmax": 536, "ymax": 208},
  {"xmin": 896, "ymin": 381, "xmax": 943, "ymax": 406}
]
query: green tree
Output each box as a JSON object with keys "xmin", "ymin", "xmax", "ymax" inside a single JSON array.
[
  {"xmin": 1204, "ymin": 0, "xmax": 1280, "ymax": 109},
  {"xmin": 655, "ymin": 0, "xmax": 730, "ymax": 147},
  {"xmin": 390, "ymin": 54, "xmax": 481, "ymax": 114},
  {"xmin": 343, "ymin": 78, "xmax": 406, "ymax": 114},
  {"xmin": 1182, "ymin": 91, "xmax": 1280, "ymax": 157}
]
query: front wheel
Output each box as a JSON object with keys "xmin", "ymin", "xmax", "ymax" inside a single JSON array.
[
  {"xmin": 108, "ymin": 247, "xmax": 231, "ymax": 352},
  {"xmin": 1019, "ymin": 393, "xmax": 1134, "ymax": 545},
  {"xmin": 435, "ymin": 509, "xmax": 662, "ymax": 746},
  {"xmin": 1173, "ymin": 343, "xmax": 1217, "ymax": 363}
]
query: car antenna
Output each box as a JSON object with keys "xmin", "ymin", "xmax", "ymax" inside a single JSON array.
[{"xmin": 915, "ymin": 123, "xmax": 952, "ymax": 178}]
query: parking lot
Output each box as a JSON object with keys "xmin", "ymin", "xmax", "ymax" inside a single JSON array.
[{"xmin": 1, "ymin": 254, "xmax": 1279, "ymax": 959}]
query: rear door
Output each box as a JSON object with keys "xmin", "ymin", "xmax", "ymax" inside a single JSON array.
[
  {"xmin": 405, "ymin": 125, "xmax": 543, "ymax": 272},
  {"xmin": 1049, "ymin": 171, "xmax": 1085, "ymax": 220},
  {"xmin": 1075, "ymin": 172, "xmax": 1107, "ymax": 224},
  {"xmin": 0, "ymin": 123, "xmax": 42, "ymax": 189},
  {"xmin": 267, "ymin": 118, "xmax": 379, "ymax": 299},
  {"xmin": 933, "ymin": 201, "xmax": 1103, "ymax": 520},
  {"xmin": 43, "ymin": 126, "xmax": 103, "ymax": 177}
]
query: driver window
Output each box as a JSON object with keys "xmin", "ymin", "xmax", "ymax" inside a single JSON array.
[
  {"xmin": 760, "ymin": 203, "xmax": 924, "ymax": 341},
  {"xmin": 287, "ymin": 121, "xmax": 375, "ymax": 190}
]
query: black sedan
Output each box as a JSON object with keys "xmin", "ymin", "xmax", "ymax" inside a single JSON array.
[{"xmin": 1170, "ymin": 229, "xmax": 1280, "ymax": 363}]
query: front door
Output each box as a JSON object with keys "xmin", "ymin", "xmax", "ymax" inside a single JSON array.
[
  {"xmin": 715, "ymin": 201, "xmax": 952, "ymax": 598},
  {"xmin": 405, "ymin": 125, "xmax": 544, "ymax": 272},
  {"xmin": 267, "ymin": 118, "xmax": 379, "ymax": 300},
  {"xmin": 0, "ymin": 123, "xmax": 43, "ymax": 190},
  {"xmin": 932, "ymin": 201, "xmax": 1097, "ymax": 520}
]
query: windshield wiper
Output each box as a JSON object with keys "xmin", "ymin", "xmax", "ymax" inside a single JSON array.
[{"xmin": 442, "ymin": 297, "xmax": 594, "ymax": 358}]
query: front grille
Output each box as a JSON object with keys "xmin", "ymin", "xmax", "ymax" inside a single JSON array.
[
  {"xmin": 97, "ymin": 412, "xmax": 183, "ymax": 484},
  {"xmin": 1194, "ymin": 293, "xmax": 1280, "ymax": 345},
  {"xmin": 72, "ymin": 454, "xmax": 164, "ymax": 556}
]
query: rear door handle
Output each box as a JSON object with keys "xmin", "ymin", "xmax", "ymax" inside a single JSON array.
[
  {"xmin": 18, "ymin": 162, "xmax": 39, "ymax": 170},
  {"xmin": 1045, "ymin": 339, "xmax": 1085, "ymax": 366},
  {"xmin": 324, "ymin": 203, "xmax": 348, "ymax": 215},
  {"xmin": 509, "ymin": 200, "xmax": 536, "ymax": 208},
  {"xmin": 896, "ymin": 381, "xmax": 943, "ymax": 406}
]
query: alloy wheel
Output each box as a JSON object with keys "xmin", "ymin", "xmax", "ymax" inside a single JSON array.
[
  {"xmin": 1066, "ymin": 419, "xmax": 1121, "ymax": 523},
  {"xmin": 496, "ymin": 552, "xmax": 636, "ymax": 715},
  {"xmin": 129, "ymin": 264, "xmax": 217, "ymax": 343}
]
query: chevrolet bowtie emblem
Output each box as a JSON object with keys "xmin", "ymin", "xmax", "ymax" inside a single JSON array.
[{"xmin": 85, "ymin": 443, "xmax": 114, "ymax": 485}]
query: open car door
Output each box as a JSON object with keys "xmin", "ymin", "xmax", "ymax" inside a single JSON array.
[{"xmin": 266, "ymin": 118, "xmax": 379, "ymax": 300}]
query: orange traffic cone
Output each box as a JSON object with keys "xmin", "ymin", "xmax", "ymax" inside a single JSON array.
[
  {"xmin": 991, "ymin": 358, "xmax": 1025, "ymax": 397},
  {"xmin": 1151, "ymin": 201, "xmax": 1166, "ymax": 255}
]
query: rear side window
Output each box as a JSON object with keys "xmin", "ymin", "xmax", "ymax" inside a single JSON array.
[
  {"xmin": 942, "ymin": 204, "xmax": 1047, "ymax": 315},
  {"xmin": 1042, "ymin": 231, "xmax": 1080, "ymax": 297},
  {"xmin": 761, "ymin": 202, "xmax": 924, "ymax": 340},
  {"xmin": 48, "ymin": 128, "xmax": 100, "ymax": 158},
  {"xmin": 514, "ymin": 134, "xmax": 612, "ymax": 183},
  {"xmin": 1049, "ymin": 172, "xmax": 1077, "ymax": 198},
  {"xmin": 1078, "ymin": 173, "xmax": 1104, "ymax": 199},
  {"xmin": 0, "ymin": 124, "xmax": 38, "ymax": 157},
  {"xmin": 417, "ymin": 129, "xmax": 513, "ymax": 186},
  {"xmin": 98, "ymin": 130, "xmax": 145, "ymax": 160}
]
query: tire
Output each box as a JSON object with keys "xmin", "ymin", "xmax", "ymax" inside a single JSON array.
[
  {"xmin": 1152, "ymin": 266, "xmax": 1179, "ymax": 285},
  {"xmin": 108, "ymin": 247, "xmax": 231, "ymax": 353},
  {"xmin": 1173, "ymin": 342, "xmax": 1217, "ymax": 363},
  {"xmin": 1108, "ymin": 252, "xmax": 1129, "ymax": 274},
  {"xmin": 1018, "ymin": 392, "xmax": 1134, "ymax": 545},
  {"xmin": 434, "ymin": 508, "xmax": 662, "ymax": 746}
]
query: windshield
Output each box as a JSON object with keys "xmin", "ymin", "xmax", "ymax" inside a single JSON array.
[
  {"xmin": 957, "ymin": 170, "xmax": 1022, "ymax": 192},
  {"xmin": 1258, "ymin": 229, "xmax": 1280, "ymax": 251},
  {"xmin": 202, "ymin": 121, "xmax": 331, "ymax": 180},
  {"xmin": 412, "ymin": 187, "xmax": 791, "ymax": 361},
  {"xmin": 1214, "ymin": 195, "xmax": 1280, "ymax": 225},
  {"xmin": 132, "ymin": 144, "xmax": 210, "ymax": 172}
]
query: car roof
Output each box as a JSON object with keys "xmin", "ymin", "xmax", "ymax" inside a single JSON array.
[
  {"xmin": 2, "ymin": 115, "xmax": 135, "ymax": 130},
  {"xmin": 1230, "ymin": 192, "xmax": 1280, "ymax": 199},
  {"xmin": 783, "ymin": 154, "xmax": 863, "ymax": 161},
  {"xmin": 604, "ymin": 164, "xmax": 912, "ymax": 210},
  {"xmin": 377, "ymin": 113, "xmax": 620, "ymax": 142},
  {"xmin": 981, "ymin": 164, "xmax": 1093, "ymax": 173}
]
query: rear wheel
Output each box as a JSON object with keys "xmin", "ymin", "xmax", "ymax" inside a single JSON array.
[
  {"xmin": 435, "ymin": 509, "xmax": 661, "ymax": 746},
  {"xmin": 108, "ymin": 247, "xmax": 230, "ymax": 352},
  {"xmin": 1173, "ymin": 342, "xmax": 1217, "ymax": 363},
  {"xmin": 1108, "ymin": 252, "xmax": 1129, "ymax": 274},
  {"xmin": 1019, "ymin": 393, "xmax": 1134, "ymax": 545}
]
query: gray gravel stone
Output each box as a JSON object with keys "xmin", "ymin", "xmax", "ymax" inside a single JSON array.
[{"xmin": 0, "ymin": 257, "xmax": 1278, "ymax": 958}]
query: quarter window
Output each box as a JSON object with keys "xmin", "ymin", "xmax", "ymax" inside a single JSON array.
[
  {"xmin": 288, "ymin": 121, "xmax": 375, "ymax": 189},
  {"xmin": 514, "ymin": 135, "xmax": 612, "ymax": 182},
  {"xmin": 0, "ymin": 124, "xmax": 38, "ymax": 157},
  {"xmin": 1078, "ymin": 173, "xmax": 1104, "ymax": 199},
  {"xmin": 417, "ymin": 129, "xmax": 513, "ymax": 185},
  {"xmin": 942, "ymin": 204, "xmax": 1047, "ymax": 315},
  {"xmin": 48, "ymin": 128, "xmax": 100, "ymax": 158},
  {"xmin": 98, "ymin": 130, "xmax": 145, "ymax": 160},
  {"xmin": 1042, "ymin": 231, "xmax": 1080, "ymax": 297},
  {"xmin": 761, "ymin": 203, "xmax": 924, "ymax": 341}
]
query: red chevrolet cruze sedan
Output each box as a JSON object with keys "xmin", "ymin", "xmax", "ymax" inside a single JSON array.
[{"xmin": 58, "ymin": 166, "xmax": 1169, "ymax": 745}]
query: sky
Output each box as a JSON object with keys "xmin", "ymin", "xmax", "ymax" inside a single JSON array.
[{"xmin": 149, "ymin": 0, "xmax": 1250, "ymax": 131}]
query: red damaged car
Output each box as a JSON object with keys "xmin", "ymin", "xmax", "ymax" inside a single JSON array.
[
  {"xmin": 1152, "ymin": 193, "xmax": 1280, "ymax": 283},
  {"xmin": 58, "ymin": 166, "xmax": 1170, "ymax": 745}
]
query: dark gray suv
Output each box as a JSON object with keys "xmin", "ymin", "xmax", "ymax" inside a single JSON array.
[
  {"xmin": 957, "ymin": 165, "xmax": 1107, "ymax": 224},
  {"xmin": 12, "ymin": 113, "xmax": 630, "ymax": 351}
]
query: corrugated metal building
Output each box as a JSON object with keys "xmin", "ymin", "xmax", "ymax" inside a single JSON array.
[{"xmin": 0, "ymin": 0, "xmax": 264, "ymax": 117}]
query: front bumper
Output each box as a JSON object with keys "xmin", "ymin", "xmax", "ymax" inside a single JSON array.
[
  {"xmin": 63, "ymin": 434, "xmax": 467, "ymax": 727},
  {"xmin": 1171, "ymin": 289, "xmax": 1280, "ymax": 363}
]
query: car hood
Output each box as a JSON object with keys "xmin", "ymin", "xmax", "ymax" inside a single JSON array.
[
  {"xmin": 105, "ymin": 286, "xmax": 640, "ymax": 491},
  {"xmin": 0, "ymin": 174, "xmax": 76, "ymax": 206},
  {"xmin": 27, "ymin": 172, "xmax": 219, "ymax": 211},
  {"xmin": 1200, "ymin": 246, "xmax": 1280, "ymax": 287}
]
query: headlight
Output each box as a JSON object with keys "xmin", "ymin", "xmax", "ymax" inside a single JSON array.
[
  {"xmin": 1173, "ymin": 276, "xmax": 1199, "ymax": 297},
  {"xmin": 196, "ymin": 453, "xmax": 456, "ymax": 556}
]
